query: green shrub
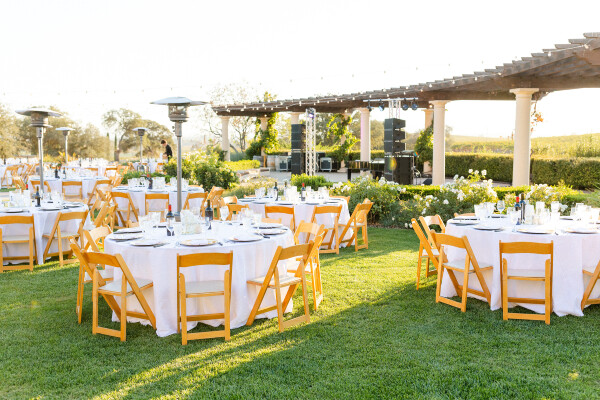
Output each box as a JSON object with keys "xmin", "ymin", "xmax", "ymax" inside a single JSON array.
[
  {"xmin": 224, "ymin": 176, "xmax": 277, "ymax": 198},
  {"xmin": 163, "ymin": 150, "xmax": 239, "ymax": 189},
  {"xmin": 290, "ymin": 174, "xmax": 331, "ymax": 190},
  {"xmin": 445, "ymin": 153, "xmax": 600, "ymax": 189},
  {"xmin": 245, "ymin": 140, "xmax": 262, "ymax": 159},
  {"xmin": 121, "ymin": 171, "xmax": 168, "ymax": 184},
  {"xmin": 224, "ymin": 160, "xmax": 260, "ymax": 171}
]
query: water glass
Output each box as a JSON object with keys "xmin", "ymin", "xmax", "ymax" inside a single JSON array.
[
  {"xmin": 496, "ymin": 200, "xmax": 505, "ymax": 214},
  {"xmin": 173, "ymin": 223, "xmax": 183, "ymax": 239},
  {"xmin": 551, "ymin": 201, "xmax": 560, "ymax": 213}
]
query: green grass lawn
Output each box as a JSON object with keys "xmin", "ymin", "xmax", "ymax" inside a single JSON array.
[{"xmin": 1, "ymin": 228, "xmax": 600, "ymax": 399}]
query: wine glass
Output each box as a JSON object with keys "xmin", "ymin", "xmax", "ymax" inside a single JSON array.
[{"xmin": 496, "ymin": 200, "xmax": 505, "ymax": 214}]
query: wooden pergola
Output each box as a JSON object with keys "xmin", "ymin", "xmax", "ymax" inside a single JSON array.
[{"xmin": 213, "ymin": 33, "xmax": 600, "ymax": 185}]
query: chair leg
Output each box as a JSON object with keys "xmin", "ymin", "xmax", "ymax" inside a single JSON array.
[
  {"xmin": 275, "ymin": 285, "xmax": 285, "ymax": 333},
  {"xmin": 57, "ymin": 236, "xmax": 64, "ymax": 267},
  {"xmin": 416, "ymin": 245, "xmax": 423, "ymax": 290},
  {"xmin": 435, "ymin": 264, "xmax": 444, "ymax": 303},
  {"xmin": 545, "ymin": 266, "xmax": 551, "ymax": 325},
  {"xmin": 461, "ymin": 268, "xmax": 469, "ymax": 312},
  {"xmin": 120, "ymin": 293, "xmax": 127, "ymax": 342},
  {"xmin": 0, "ymin": 238, "xmax": 4, "ymax": 274},
  {"xmin": 180, "ymin": 276, "xmax": 188, "ymax": 345},
  {"xmin": 29, "ymin": 229, "xmax": 34, "ymax": 271},
  {"xmin": 301, "ymin": 275, "xmax": 310, "ymax": 323},
  {"xmin": 224, "ymin": 271, "xmax": 231, "ymax": 341},
  {"xmin": 77, "ymin": 265, "xmax": 84, "ymax": 323},
  {"xmin": 502, "ymin": 265, "xmax": 508, "ymax": 321},
  {"xmin": 92, "ymin": 271, "xmax": 99, "ymax": 335}
]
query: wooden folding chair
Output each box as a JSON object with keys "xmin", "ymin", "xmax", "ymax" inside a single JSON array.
[
  {"xmin": 411, "ymin": 218, "xmax": 440, "ymax": 290},
  {"xmin": 87, "ymin": 251, "xmax": 155, "ymax": 341},
  {"xmin": 226, "ymin": 203, "xmax": 249, "ymax": 221},
  {"xmin": 177, "ymin": 251, "xmax": 233, "ymax": 344},
  {"xmin": 581, "ymin": 258, "xmax": 600, "ymax": 311},
  {"xmin": 104, "ymin": 166, "xmax": 118, "ymax": 178},
  {"xmin": 310, "ymin": 205, "xmax": 342, "ymax": 254},
  {"xmin": 29, "ymin": 179, "xmax": 52, "ymax": 193},
  {"xmin": 0, "ymin": 166, "xmax": 14, "ymax": 188},
  {"xmin": 431, "ymin": 232, "xmax": 492, "ymax": 312},
  {"xmin": 117, "ymin": 165, "xmax": 129, "ymax": 175},
  {"xmin": 110, "ymin": 191, "xmax": 139, "ymax": 229},
  {"xmin": 499, "ymin": 241, "xmax": 553, "ymax": 325},
  {"xmin": 246, "ymin": 242, "xmax": 314, "ymax": 332},
  {"xmin": 145, "ymin": 193, "xmax": 169, "ymax": 221},
  {"xmin": 417, "ymin": 215, "xmax": 446, "ymax": 280},
  {"xmin": 0, "ymin": 215, "xmax": 37, "ymax": 272},
  {"xmin": 11, "ymin": 175, "xmax": 27, "ymax": 191},
  {"xmin": 454, "ymin": 213, "xmax": 476, "ymax": 218},
  {"xmin": 62, "ymin": 180, "xmax": 84, "ymax": 202},
  {"xmin": 87, "ymin": 179, "xmax": 112, "ymax": 207},
  {"xmin": 83, "ymin": 225, "xmax": 112, "ymax": 252},
  {"xmin": 265, "ymin": 205, "xmax": 296, "ymax": 232},
  {"xmin": 70, "ymin": 238, "xmax": 113, "ymax": 323},
  {"xmin": 156, "ymin": 163, "xmax": 164, "ymax": 173},
  {"xmin": 93, "ymin": 202, "xmax": 117, "ymax": 230},
  {"xmin": 42, "ymin": 210, "xmax": 88, "ymax": 267},
  {"xmin": 86, "ymin": 167, "xmax": 99, "ymax": 176},
  {"xmin": 111, "ymin": 174, "xmax": 123, "ymax": 187},
  {"xmin": 207, "ymin": 187, "xmax": 224, "ymax": 203},
  {"xmin": 183, "ymin": 192, "xmax": 207, "ymax": 215},
  {"xmin": 292, "ymin": 221, "xmax": 326, "ymax": 309},
  {"xmin": 337, "ymin": 199, "xmax": 373, "ymax": 251}
]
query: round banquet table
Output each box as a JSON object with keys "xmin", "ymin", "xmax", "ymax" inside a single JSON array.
[
  {"xmin": 238, "ymin": 197, "xmax": 353, "ymax": 245},
  {"xmin": 0, "ymin": 204, "xmax": 92, "ymax": 265},
  {"xmin": 443, "ymin": 217, "xmax": 600, "ymax": 317},
  {"xmin": 111, "ymin": 186, "xmax": 206, "ymax": 220},
  {"xmin": 104, "ymin": 221, "xmax": 295, "ymax": 337},
  {"xmin": 28, "ymin": 176, "xmax": 104, "ymax": 199}
]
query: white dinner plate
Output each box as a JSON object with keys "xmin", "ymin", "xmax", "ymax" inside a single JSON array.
[
  {"xmin": 473, "ymin": 225, "xmax": 502, "ymax": 231},
  {"xmin": 560, "ymin": 216, "xmax": 576, "ymax": 220},
  {"xmin": 230, "ymin": 234, "xmax": 263, "ymax": 242},
  {"xmin": 255, "ymin": 228, "xmax": 287, "ymax": 235},
  {"xmin": 305, "ymin": 202, "xmax": 322, "ymax": 205},
  {"xmin": 40, "ymin": 206, "xmax": 61, "ymax": 211},
  {"xmin": 113, "ymin": 228, "xmax": 143, "ymax": 234},
  {"xmin": 454, "ymin": 216, "xmax": 479, "ymax": 221},
  {"xmin": 255, "ymin": 222, "xmax": 283, "ymax": 229},
  {"xmin": 2, "ymin": 208, "xmax": 24, "ymax": 213},
  {"xmin": 180, "ymin": 238, "xmax": 218, "ymax": 247},
  {"xmin": 449, "ymin": 220, "xmax": 478, "ymax": 225},
  {"xmin": 110, "ymin": 233, "xmax": 143, "ymax": 241},
  {"xmin": 490, "ymin": 214, "xmax": 507, "ymax": 218},
  {"xmin": 517, "ymin": 227, "xmax": 554, "ymax": 235},
  {"xmin": 564, "ymin": 227, "xmax": 599, "ymax": 234}
]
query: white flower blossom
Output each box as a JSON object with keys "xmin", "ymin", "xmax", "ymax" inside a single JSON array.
[
  {"xmin": 405, "ymin": 223, "xmax": 409, "ymax": 228},
  {"xmin": 443, "ymin": 199, "xmax": 449, "ymax": 205},
  {"xmin": 422, "ymin": 208, "xmax": 427, "ymax": 215},
  {"xmin": 468, "ymin": 169, "xmax": 473, "ymax": 173},
  {"xmin": 481, "ymin": 169, "xmax": 487, "ymax": 176}
]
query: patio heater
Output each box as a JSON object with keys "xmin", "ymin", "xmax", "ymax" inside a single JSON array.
[
  {"xmin": 132, "ymin": 127, "xmax": 147, "ymax": 173},
  {"xmin": 56, "ymin": 127, "xmax": 72, "ymax": 164},
  {"xmin": 151, "ymin": 97, "xmax": 207, "ymax": 215},
  {"xmin": 15, "ymin": 108, "xmax": 62, "ymax": 194}
]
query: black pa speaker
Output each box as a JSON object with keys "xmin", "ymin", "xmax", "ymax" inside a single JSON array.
[{"xmin": 291, "ymin": 124, "xmax": 306, "ymax": 152}]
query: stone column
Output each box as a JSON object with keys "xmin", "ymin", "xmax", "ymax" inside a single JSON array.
[
  {"xmin": 510, "ymin": 88, "xmax": 539, "ymax": 186},
  {"xmin": 259, "ymin": 116, "xmax": 269, "ymax": 157},
  {"xmin": 220, "ymin": 116, "xmax": 230, "ymax": 161},
  {"xmin": 359, "ymin": 108, "xmax": 371, "ymax": 162},
  {"xmin": 430, "ymin": 100, "xmax": 449, "ymax": 185},
  {"xmin": 290, "ymin": 112, "xmax": 302, "ymax": 125},
  {"xmin": 424, "ymin": 109, "xmax": 434, "ymax": 129}
]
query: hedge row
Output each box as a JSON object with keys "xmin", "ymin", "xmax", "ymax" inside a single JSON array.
[
  {"xmin": 266, "ymin": 149, "xmax": 386, "ymax": 161},
  {"xmin": 445, "ymin": 153, "xmax": 600, "ymax": 189}
]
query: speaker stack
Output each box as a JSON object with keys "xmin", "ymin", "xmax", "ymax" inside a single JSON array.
[
  {"xmin": 291, "ymin": 124, "xmax": 306, "ymax": 175},
  {"xmin": 383, "ymin": 118, "xmax": 414, "ymax": 184}
]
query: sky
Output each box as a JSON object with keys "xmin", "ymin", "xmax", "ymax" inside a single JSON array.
[{"xmin": 1, "ymin": 0, "xmax": 600, "ymax": 139}]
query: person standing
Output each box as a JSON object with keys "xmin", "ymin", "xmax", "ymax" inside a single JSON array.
[{"xmin": 161, "ymin": 139, "xmax": 173, "ymax": 161}]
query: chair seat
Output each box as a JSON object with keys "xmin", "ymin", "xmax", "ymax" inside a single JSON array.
[
  {"xmin": 444, "ymin": 259, "xmax": 492, "ymax": 271},
  {"xmin": 185, "ymin": 280, "xmax": 224, "ymax": 295},
  {"xmin": 2, "ymin": 235, "xmax": 32, "ymax": 242},
  {"xmin": 422, "ymin": 248, "xmax": 439, "ymax": 256},
  {"xmin": 84, "ymin": 268, "xmax": 113, "ymax": 281},
  {"xmin": 248, "ymin": 274, "xmax": 301, "ymax": 286},
  {"xmin": 506, "ymin": 268, "xmax": 547, "ymax": 278},
  {"xmin": 101, "ymin": 278, "xmax": 152, "ymax": 293}
]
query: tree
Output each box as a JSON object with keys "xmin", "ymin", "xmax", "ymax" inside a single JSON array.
[
  {"xmin": 195, "ymin": 82, "xmax": 262, "ymax": 153},
  {"xmin": 414, "ymin": 124, "xmax": 433, "ymax": 166},
  {"xmin": 0, "ymin": 104, "xmax": 22, "ymax": 161},
  {"xmin": 102, "ymin": 108, "xmax": 172, "ymax": 161}
]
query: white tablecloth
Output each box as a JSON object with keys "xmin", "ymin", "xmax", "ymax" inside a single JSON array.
[
  {"xmin": 443, "ymin": 218, "xmax": 600, "ymax": 316},
  {"xmin": 0, "ymin": 204, "xmax": 92, "ymax": 265},
  {"xmin": 111, "ymin": 187, "xmax": 205, "ymax": 220},
  {"xmin": 28, "ymin": 176, "xmax": 105, "ymax": 199},
  {"xmin": 104, "ymin": 222, "xmax": 295, "ymax": 337},
  {"xmin": 239, "ymin": 197, "xmax": 353, "ymax": 245}
]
